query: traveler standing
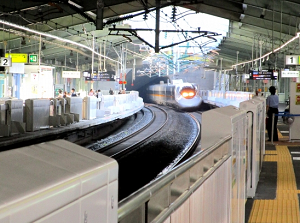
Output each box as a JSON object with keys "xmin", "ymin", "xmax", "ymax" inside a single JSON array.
[
  {"xmin": 96, "ymin": 90, "xmax": 102, "ymax": 98},
  {"xmin": 71, "ymin": 88, "xmax": 77, "ymax": 97},
  {"xmin": 89, "ymin": 89, "xmax": 94, "ymax": 96},
  {"xmin": 57, "ymin": 89, "xmax": 63, "ymax": 98},
  {"xmin": 266, "ymin": 86, "xmax": 279, "ymax": 141}
]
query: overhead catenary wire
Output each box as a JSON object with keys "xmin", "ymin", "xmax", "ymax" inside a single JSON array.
[{"xmin": 0, "ymin": 19, "xmax": 121, "ymax": 64}]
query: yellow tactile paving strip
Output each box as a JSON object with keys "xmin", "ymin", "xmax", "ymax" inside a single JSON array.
[
  {"xmin": 264, "ymin": 150, "xmax": 277, "ymax": 162},
  {"xmin": 247, "ymin": 145, "xmax": 300, "ymax": 223},
  {"xmin": 277, "ymin": 130, "xmax": 283, "ymax": 139}
]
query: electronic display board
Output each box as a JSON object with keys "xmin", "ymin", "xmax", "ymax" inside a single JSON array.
[
  {"xmin": 84, "ymin": 71, "xmax": 115, "ymax": 81},
  {"xmin": 83, "ymin": 71, "xmax": 90, "ymax": 77},
  {"xmin": 249, "ymin": 69, "xmax": 278, "ymax": 80}
]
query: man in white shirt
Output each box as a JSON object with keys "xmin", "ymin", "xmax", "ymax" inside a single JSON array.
[{"xmin": 266, "ymin": 86, "xmax": 279, "ymax": 141}]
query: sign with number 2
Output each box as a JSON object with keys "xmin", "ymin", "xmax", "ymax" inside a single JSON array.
[{"xmin": 0, "ymin": 57, "xmax": 12, "ymax": 67}]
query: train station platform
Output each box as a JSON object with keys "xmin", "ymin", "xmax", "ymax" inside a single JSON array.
[
  {"xmin": 245, "ymin": 109, "xmax": 300, "ymax": 223},
  {"xmin": 0, "ymin": 93, "xmax": 144, "ymax": 151}
]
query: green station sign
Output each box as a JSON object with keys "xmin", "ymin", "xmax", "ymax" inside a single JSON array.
[{"xmin": 29, "ymin": 54, "xmax": 38, "ymax": 64}]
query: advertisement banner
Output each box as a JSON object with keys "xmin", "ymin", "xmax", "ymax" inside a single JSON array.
[
  {"xmin": 296, "ymin": 83, "xmax": 300, "ymax": 92},
  {"xmin": 296, "ymin": 95, "xmax": 300, "ymax": 105}
]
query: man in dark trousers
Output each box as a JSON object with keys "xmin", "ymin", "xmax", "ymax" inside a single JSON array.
[{"xmin": 266, "ymin": 86, "xmax": 279, "ymax": 141}]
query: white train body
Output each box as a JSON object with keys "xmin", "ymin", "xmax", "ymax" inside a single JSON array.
[{"xmin": 147, "ymin": 80, "xmax": 202, "ymax": 111}]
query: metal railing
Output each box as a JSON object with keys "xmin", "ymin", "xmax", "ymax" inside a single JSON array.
[{"xmin": 118, "ymin": 135, "xmax": 231, "ymax": 223}]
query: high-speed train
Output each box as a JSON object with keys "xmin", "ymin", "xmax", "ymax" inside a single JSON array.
[{"xmin": 146, "ymin": 79, "xmax": 202, "ymax": 111}]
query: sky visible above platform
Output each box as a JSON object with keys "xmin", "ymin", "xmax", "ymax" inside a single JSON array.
[{"xmin": 125, "ymin": 6, "xmax": 229, "ymax": 55}]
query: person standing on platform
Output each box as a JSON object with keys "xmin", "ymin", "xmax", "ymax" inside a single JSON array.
[
  {"xmin": 71, "ymin": 88, "xmax": 77, "ymax": 97},
  {"xmin": 266, "ymin": 86, "xmax": 279, "ymax": 141},
  {"xmin": 57, "ymin": 89, "xmax": 63, "ymax": 98},
  {"xmin": 96, "ymin": 90, "xmax": 102, "ymax": 98},
  {"xmin": 89, "ymin": 89, "xmax": 94, "ymax": 96}
]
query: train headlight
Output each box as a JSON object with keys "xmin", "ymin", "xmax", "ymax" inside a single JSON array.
[{"xmin": 180, "ymin": 89, "xmax": 196, "ymax": 99}]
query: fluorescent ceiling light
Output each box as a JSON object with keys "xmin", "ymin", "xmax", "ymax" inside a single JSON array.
[
  {"xmin": 68, "ymin": 0, "xmax": 83, "ymax": 9},
  {"xmin": 232, "ymin": 32, "xmax": 300, "ymax": 68},
  {"xmin": 0, "ymin": 19, "xmax": 120, "ymax": 64}
]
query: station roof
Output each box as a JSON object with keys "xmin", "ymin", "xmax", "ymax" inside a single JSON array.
[{"xmin": 0, "ymin": 0, "xmax": 298, "ymax": 71}]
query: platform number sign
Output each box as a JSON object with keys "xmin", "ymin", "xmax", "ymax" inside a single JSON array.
[
  {"xmin": 0, "ymin": 57, "xmax": 12, "ymax": 67},
  {"xmin": 285, "ymin": 55, "xmax": 299, "ymax": 65}
]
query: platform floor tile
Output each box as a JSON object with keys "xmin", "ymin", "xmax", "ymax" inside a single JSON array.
[{"xmin": 247, "ymin": 145, "xmax": 300, "ymax": 223}]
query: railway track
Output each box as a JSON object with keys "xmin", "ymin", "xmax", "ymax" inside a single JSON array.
[
  {"xmin": 86, "ymin": 104, "xmax": 202, "ymax": 200},
  {"xmin": 90, "ymin": 105, "xmax": 168, "ymax": 159},
  {"xmin": 155, "ymin": 111, "xmax": 201, "ymax": 178},
  {"xmin": 88, "ymin": 104, "xmax": 203, "ymax": 167}
]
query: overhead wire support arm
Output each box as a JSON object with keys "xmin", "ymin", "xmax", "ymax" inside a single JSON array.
[
  {"xmin": 128, "ymin": 30, "xmax": 155, "ymax": 49},
  {"xmin": 109, "ymin": 28, "xmax": 221, "ymax": 33},
  {"xmin": 108, "ymin": 27, "xmax": 220, "ymax": 52},
  {"xmin": 108, "ymin": 28, "xmax": 155, "ymax": 49},
  {"xmin": 160, "ymin": 34, "xmax": 210, "ymax": 50}
]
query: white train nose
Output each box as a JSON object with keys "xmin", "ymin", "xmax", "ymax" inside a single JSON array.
[{"xmin": 180, "ymin": 89, "xmax": 196, "ymax": 99}]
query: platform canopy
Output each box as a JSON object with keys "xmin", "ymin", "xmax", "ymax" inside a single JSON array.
[{"xmin": 0, "ymin": 0, "xmax": 298, "ymax": 70}]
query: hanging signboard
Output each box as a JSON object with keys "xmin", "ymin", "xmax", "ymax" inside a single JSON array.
[
  {"xmin": 249, "ymin": 69, "xmax": 277, "ymax": 80},
  {"xmin": 62, "ymin": 71, "xmax": 80, "ymax": 78},
  {"xmin": 5, "ymin": 53, "xmax": 28, "ymax": 63},
  {"xmin": 244, "ymin": 74, "xmax": 250, "ymax": 79},
  {"xmin": 281, "ymin": 71, "xmax": 300, "ymax": 78},
  {"xmin": 84, "ymin": 71, "xmax": 115, "ymax": 81},
  {"xmin": 285, "ymin": 55, "xmax": 299, "ymax": 65},
  {"xmin": 285, "ymin": 55, "xmax": 300, "ymax": 65},
  {"xmin": 0, "ymin": 57, "xmax": 12, "ymax": 67},
  {"xmin": 29, "ymin": 54, "xmax": 38, "ymax": 64},
  {"xmin": 98, "ymin": 72, "xmax": 113, "ymax": 81},
  {"xmin": 40, "ymin": 67, "xmax": 53, "ymax": 75},
  {"xmin": 83, "ymin": 71, "xmax": 90, "ymax": 77}
]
